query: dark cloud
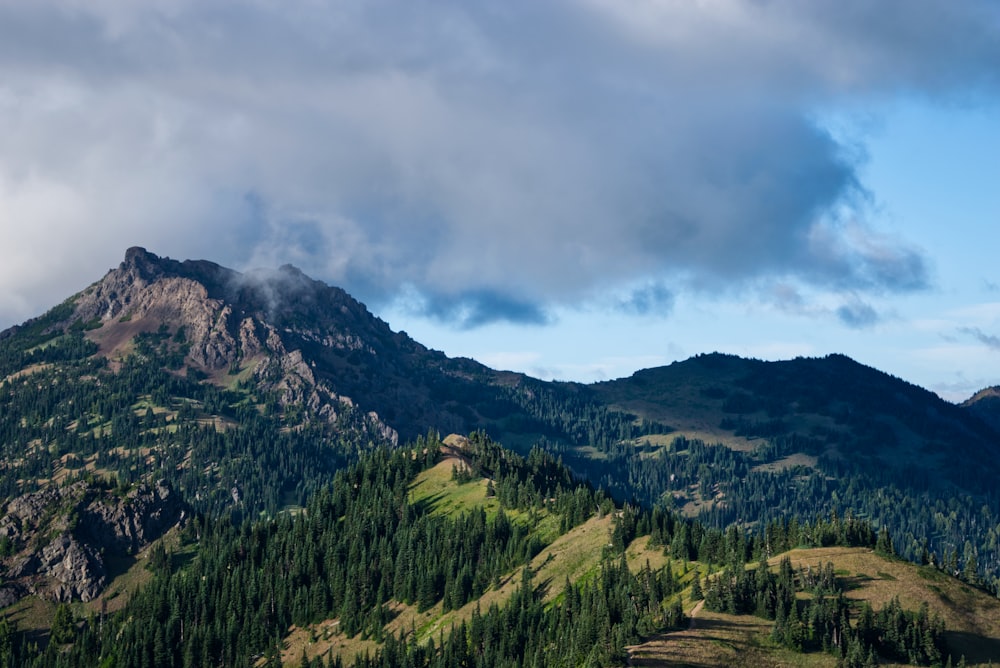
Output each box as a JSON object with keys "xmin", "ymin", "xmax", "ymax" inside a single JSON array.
[
  {"xmin": 618, "ymin": 283, "xmax": 675, "ymax": 316},
  {"xmin": 961, "ymin": 327, "xmax": 1000, "ymax": 351},
  {"xmin": 0, "ymin": 0, "xmax": 998, "ymax": 329},
  {"xmin": 420, "ymin": 290, "xmax": 550, "ymax": 330},
  {"xmin": 836, "ymin": 300, "xmax": 880, "ymax": 329}
]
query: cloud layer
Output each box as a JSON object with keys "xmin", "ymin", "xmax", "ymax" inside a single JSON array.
[{"xmin": 1, "ymin": 0, "xmax": 998, "ymax": 328}]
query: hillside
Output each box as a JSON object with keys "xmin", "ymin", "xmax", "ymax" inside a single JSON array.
[
  {"xmin": 1, "ymin": 432, "xmax": 992, "ymax": 666},
  {"xmin": 576, "ymin": 354, "xmax": 1000, "ymax": 585},
  {"xmin": 632, "ymin": 546, "xmax": 1000, "ymax": 667},
  {"xmin": 590, "ymin": 352, "xmax": 1000, "ymax": 489},
  {"xmin": 963, "ymin": 386, "xmax": 1000, "ymax": 434}
]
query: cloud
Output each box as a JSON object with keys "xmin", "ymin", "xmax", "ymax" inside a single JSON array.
[
  {"xmin": 836, "ymin": 299, "xmax": 880, "ymax": 329},
  {"xmin": 0, "ymin": 0, "xmax": 998, "ymax": 329},
  {"xmin": 417, "ymin": 289, "xmax": 550, "ymax": 330},
  {"xmin": 961, "ymin": 326, "xmax": 1000, "ymax": 351},
  {"xmin": 617, "ymin": 283, "xmax": 675, "ymax": 316}
]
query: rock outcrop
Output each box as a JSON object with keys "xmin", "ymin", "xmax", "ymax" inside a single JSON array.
[
  {"xmin": 79, "ymin": 480, "xmax": 187, "ymax": 555},
  {"xmin": 0, "ymin": 480, "xmax": 188, "ymax": 602}
]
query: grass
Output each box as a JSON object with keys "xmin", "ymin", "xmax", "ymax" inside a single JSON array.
[
  {"xmin": 776, "ymin": 547, "xmax": 1000, "ymax": 665},
  {"xmin": 751, "ymin": 452, "xmax": 819, "ymax": 474},
  {"xmin": 407, "ymin": 457, "xmax": 501, "ymax": 520},
  {"xmin": 82, "ymin": 526, "xmax": 194, "ymax": 617},
  {"xmin": 626, "ymin": 546, "xmax": 1000, "ymax": 667},
  {"xmin": 3, "ymin": 597, "xmax": 60, "ymax": 640}
]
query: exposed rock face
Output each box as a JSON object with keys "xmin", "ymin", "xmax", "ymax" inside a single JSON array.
[
  {"xmin": 79, "ymin": 480, "xmax": 187, "ymax": 555},
  {"xmin": 73, "ymin": 247, "xmax": 268, "ymax": 372},
  {"xmin": 38, "ymin": 532, "xmax": 106, "ymax": 602},
  {"xmin": 0, "ymin": 480, "xmax": 188, "ymax": 602},
  {"xmin": 68, "ymin": 247, "xmax": 400, "ymax": 443}
]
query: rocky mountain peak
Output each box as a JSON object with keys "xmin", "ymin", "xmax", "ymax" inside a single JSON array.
[
  {"xmin": 64, "ymin": 248, "xmax": 411, "ymax": 442},
  {"xmin": 122, "ymin": 246, "xmax": 161, "ymax": 278}
]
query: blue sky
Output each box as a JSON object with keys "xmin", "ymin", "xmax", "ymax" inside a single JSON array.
[{"xmin": 1, "ymin": 1, "xmax": 998, "ymax": 401}]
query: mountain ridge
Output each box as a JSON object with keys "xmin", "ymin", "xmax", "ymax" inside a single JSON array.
[{"xmin": 3, "ymin": 247, "xmax": 1000, "ymax": 600}]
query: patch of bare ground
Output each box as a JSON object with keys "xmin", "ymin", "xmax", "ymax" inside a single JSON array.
[
  {"xmin": 625, "ymin": 535, "xmax": 671, "ymax": 573},
  {"xmin": 751, "ymin": 453, "xmax": 818, "ymax": 474},
  {"xmin": 1, "ymin": 363, "xmax": 52, "ymax": 387},
  {"xmin": 276, "ymin": 618, "xmax": 376, "ymax": 667},
  {"xmin": 628, "ymin": 603, "xmax": 834, "ymax": 668},
  {"xmin": 85, "ymin": 318, "xmax": 156, "ymax": 358},
  {"xmin": 440, "ymin": 434, "xmax": 474, "ymax": 470}
]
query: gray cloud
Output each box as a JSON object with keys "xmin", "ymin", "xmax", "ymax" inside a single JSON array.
[
  {"xmin": 961, "ymin": 327, "xmax": 1000, "ymax": 351},
  {"xmin": 0, "ymin": 0, "xmax": 998, "ymax": 328},
  {"xmin": 836, "ymin": 299, "xmax": 880, "ymax": 329},
  {"xmin": 418, "ymin": 290, "xmax": 550, "ymax": 330},
  {"xmin": 618, "ymin": 283, "xmax": 675, "ymax": 317}
]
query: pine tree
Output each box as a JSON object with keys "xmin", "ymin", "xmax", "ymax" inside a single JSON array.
[{"xmin": 690, "ymin": 574, "xmax": 704, "ymax": 601}]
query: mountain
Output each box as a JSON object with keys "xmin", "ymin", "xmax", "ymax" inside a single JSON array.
[
  {"xmin": 0, "ymin": 247, "xmax": 658, "ymax": 510},
  {"xmin": 48, "ymin": 245, "xmax": 504, "ymax": 442},
  {"xmin": 2, "ymin": 248, "xmax": 1000, "ymax": 606},
  {"xmin": 589, "ymin": 352, "xmax": 1000, "ymax": 494}
]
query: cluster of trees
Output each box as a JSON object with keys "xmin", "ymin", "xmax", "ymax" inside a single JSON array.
[
  {"xmin": 487, "ymin": 381, "xmax": 672, "ymax": 453},
  {"xmin": 350, "ymin": 557, "xmax": 685, "ymax": 668},
  {"xmin": 702, "ymin": 557, "xmax": 948, "ymax": 667}
]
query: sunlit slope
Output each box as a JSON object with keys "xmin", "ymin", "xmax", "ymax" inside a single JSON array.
[{"xmin": 629, "ymin": 546, "xmax": 1000, "ymax": 667}]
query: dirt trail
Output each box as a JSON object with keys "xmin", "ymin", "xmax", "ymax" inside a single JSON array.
[{"xmin": 689, "ymin": 600, "xmax": 704, "ymax": 629}]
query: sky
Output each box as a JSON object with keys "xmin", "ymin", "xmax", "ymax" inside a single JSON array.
[{"xmin": 1, "ymin": 1, "xmax": 999, "ymax": 402}]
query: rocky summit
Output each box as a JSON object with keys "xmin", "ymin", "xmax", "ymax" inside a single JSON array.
[{"xmin": 64, "ymin": 247, "xmax": 522, "ymax": 444}]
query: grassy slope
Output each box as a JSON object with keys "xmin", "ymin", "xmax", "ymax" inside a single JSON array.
[
  {"xmin": 279, "ymin": 451, "xmax": 682, "ymax": 666},
  {"xmin": 780, "ymin": 547, "xmax": 1000, "ymax": 664},
  {"xmin": 629, "ymin": 547, "xmax": 1000, "ymax": 667}
]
